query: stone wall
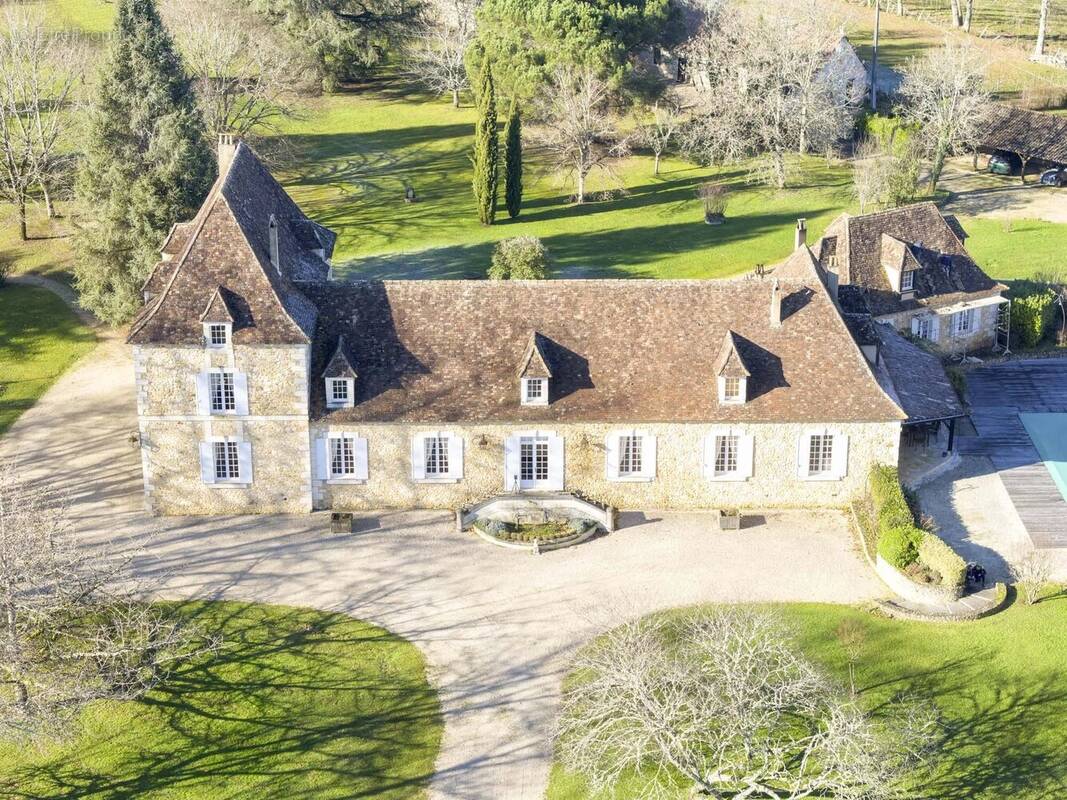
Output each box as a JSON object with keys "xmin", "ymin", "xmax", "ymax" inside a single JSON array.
[
  {"xmin": 878, "ymin": 303, "xmax": 998, "ymax": 353},
  {"xmin": 312, "ymin": 421, "xmax": 901, "ymax": 512},
  {"xmin": 133, "ymin": 344, "xmax": 313, "ymax": 514}
]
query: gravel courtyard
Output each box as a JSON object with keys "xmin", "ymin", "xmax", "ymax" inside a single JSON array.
[{"xmin": 1, "ymin": 336, "xmax": 886, "ymax": 800}]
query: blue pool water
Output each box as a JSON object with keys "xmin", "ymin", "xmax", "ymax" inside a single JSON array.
[{"xmin": 1019, "ymin": 413, "xmax": 1067, "ymax": 502}]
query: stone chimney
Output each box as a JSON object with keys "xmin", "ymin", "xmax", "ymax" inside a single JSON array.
[
  {"xmin": 794, "ymin": 218, "xmax": 807, "ymax": 250},
  {"xmin": 217, "ymin": 133, "xmax": 237, "ymax": 175},
  {"xmin": 770, "ymin": 278, "xmax": 782, "ymax": 328},
  {"xmin": 824, "ymin": 268, "xmax": 839, "ymax": 304}
]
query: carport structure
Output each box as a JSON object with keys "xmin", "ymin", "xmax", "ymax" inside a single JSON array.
[{"xmin": 975, "ymin": 103, "xmax": 1067, "ymax": 183}]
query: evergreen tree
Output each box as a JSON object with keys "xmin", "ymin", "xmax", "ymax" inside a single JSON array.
[
  {"xmin": 504, "ymin": 99, "xmax": 523, "ymax": 219},
  {"xmin": 74, "ymin": 0, "xmax": 215, "ymax": 324},
  {"xmin": 471, "ymin": 57, "xmax": 498, "ymax": 226}
]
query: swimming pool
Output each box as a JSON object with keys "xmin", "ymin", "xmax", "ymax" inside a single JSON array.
[{"xmin": 1019, "ymin": 413, "xmax": 1067, "ymax": 502}]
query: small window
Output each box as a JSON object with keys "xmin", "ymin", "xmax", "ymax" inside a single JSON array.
[
  {"xmin": 424, "ymin": 436, "xmax": 449, "ymax": 477},
  {"xmin": 900, "ymin": 270, "xmax": 915, "ymax": 292},
  {"xmin": 953, "ymin": 308, "xmax": 975, "ymax": 336},
  {"xmin": 209, "ymin": 371, "xmax": 236, "ymax": 413},
  {"xmin": 618, "ymin": 434, "xmax": 643, "ymax": 477},
  {"xmin": 521, "ymin": 377, "xmax": 548, "ymax": 406},
  {"xmin": 807, "ymin": 434, "xmax": 834, "ymax": 476},
  {"xmin": 714, "ymin": 434, "xmax": 739, "ymax": 476},
  {"xmin": 915, "ymin": 316, "xmax": 934, "ymax": 340},
  {"xmin": 213, "ymin": 440, "xmax": 240, "ymax": 481},
  {"xmin": 329, "ymin": 378, "xmax": 349, "ymax": 404},
  {"xmin": 208, "ymin": 323, "xmax": 228, "ymax": 347},
  {"xmin": 723, "ymin": 377, "xmax": 741, "ymax": 401},
  {"xmin": 330, "ymin": 436, "xmax": 356, "ymax": 478}
]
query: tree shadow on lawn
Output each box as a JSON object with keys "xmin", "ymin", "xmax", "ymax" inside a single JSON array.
[{"xmin": 5, "ymin": 602, "xmax": 441, "ymax": 800}]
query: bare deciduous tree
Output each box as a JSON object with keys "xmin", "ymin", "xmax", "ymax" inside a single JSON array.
[
  {"xmin": 639, "ymin": 93, "xmax": 683, "ymax": 176},
  {"xmin": 0, "ymin": 462, "xmax": 217, "ymax": 741},
  {"xmin": 163, "ymin": 0, "xmax": 317, "ymax": 140},
  {"xmin": 682, "ymin": 1, "xmax": 860, "ymax": 188},
  {"xmin": 853, "ymin": 136, "xmax": 894, "ymax": 213},
  {"xmin": 1011, "ymin": 550, "xmax": 1053, "ymax": 605},
  {"xmin": 0, "ymin": 10, "xmax": 84, "ymax": 239},
  {"xmin": 406, "ymin": 0, "xmax": 477, "ymax": 108},
  {"xmin": 1035, "ymin": 0, "xmax": 1051, "ymax": 56},
  {"xmin": 556, "ymin": 607, "xmax": 938, "ymax": 799},
  {"xmin": 896, "ymin": 40, "xmax": 989, "ymax": 193},
  {"xmin": 533, "ymin": 65, "xmax": 629, "ymax": 204}
]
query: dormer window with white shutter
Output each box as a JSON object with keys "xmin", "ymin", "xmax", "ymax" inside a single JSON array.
[
  {"xmin": 322, "ymin": 336, "xmax": 357, "ymax": 410},
  {"xmin": 605, "ymin": 430, "xmax": 657, "ymax": 482},
  {"xmin": 714, "ymin": 330, "xmax": 751, "ymax": 406},
  {"xmin": 517, "ymin": 331, "xmax": 553, "ymax": 407}
]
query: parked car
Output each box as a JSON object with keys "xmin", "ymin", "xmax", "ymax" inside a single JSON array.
[
  {"xmin": 988, "ymin": 151, "xmax": 1021, "ymax": 176},
  {"xmin": 1039, "ymin": 168, "xmax": 1067, "ymax": 187}
]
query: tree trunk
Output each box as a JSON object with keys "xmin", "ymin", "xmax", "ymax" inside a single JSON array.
[
  {"xmin": 452, "ymin": 88, "xmax": 460, "ymax": 108},
  {"xmin": 654, "ymin": 151, "xmax": 661, "ymax": 176},
  {"xmin": 40, "ymin": 179, "xmax": 55, "ymax": 219},
  {"xmin": 1020, "ymin": 156, "xmax": 1030, "ymax": 184},
  {"xmin": 963, "ymin": 0, "xmax": 974, "ymax": 31},
  {"xmin": 576, "ymin": 170, "xmax": 586, "ymax": 204},
  {"xmin": 17, "ymin": 198, "xmax": 26, "ymax": 241},
  {"xmin": 1035, "ymin": 0, "xmax": 1050, "ymax": 56},
  {"xmin": 950, "ymin": 0, "xmax": 963, "ymax": 26},
  {"xmin": 929, "ymin": 144, "xmax": 948, "ymax": 192},
  {"xmin": 896, "ymin": 0, "xmax": 903, "ymax": 15},
  {"xmin": 773, "ymin": 151, "xmax": 786, "ymax": 189}
]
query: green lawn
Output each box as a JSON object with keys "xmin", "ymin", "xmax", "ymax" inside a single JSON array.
[
  {"xmin": 0, "ymin": 601, "xmax": 443, "ymax": 799},
  {"xmin": 962, "ymin": 217, "xmax": 1067, "ymax": 284},
  {"xmin": 0, "ymin": 284, "xmax": 95, "ymax": 436},
  {"xmin": 548, "ymin": 599, "xmax": 1067, "ymax": 800}
]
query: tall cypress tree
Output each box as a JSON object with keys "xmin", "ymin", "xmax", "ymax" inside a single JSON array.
[
  {"xmin": 504, "ymin": 100, "xmax": 523, "ymax": 220},
  {"xmin": 74, "ymin": 0, "xmax": 214, "ymax": 324},
  {"xmin": 471, "ymin": 57, "xmax": 498, "ymax": 226}
]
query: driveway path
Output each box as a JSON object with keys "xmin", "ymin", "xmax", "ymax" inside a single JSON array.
[
  {"xmin": 0, "ymin": 338, "xmax": 885, "ymax": 800},
  {"xmin": 940, "ymin": 161, "xmax": 1067, "ymax": 223}
]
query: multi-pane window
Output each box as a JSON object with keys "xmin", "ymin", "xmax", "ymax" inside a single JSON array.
[
  {"xmin": 520, "ymin": 438, "xmax": 549, "ymax": 482},
  {"xmin": 213, "ymin": 441, "xmax": 240, "ymax": 480},
  {"xmin": 714, "ymin": 434, "xmax": 739, "ymax": 476},
  {"xmin": 329, "ymin": 378, "xmax": 349, "ymax": 404},
  {"xmin": 208, "ymin": 324, "xmax": 228, "ymax": 346},
  {"xmin": 808, "ymin": 434, "xmax": 834, "ymax": 476},
  {"xmin": 953, "ymin": 308, "xmax": 975, "ymax": 335},
  {"xmin": 209, "ymin": 371, "xmax": 236, "ymax": 413},
  {"xmin": 900, "ymin": 270, "xmax": 915, "ymax": 292},
  {"xmin": 522, "ymin": 378, "xmax": 547, "ymax": 405},
  {"xmin": 723, "ymin": 377, "xmax": 741, "ymax": 401},
  {"xmin": 330, "ymin": 436, "xmax": 355, "ymax": 477},
  {"xmin": 424, "ymin": 436, "xmax": 449, "ymax": 477},
  {"xmin": 618, "ymin": 435, "xmax": 643, "ymax": 476},
  {"xmin": 915, "ymin": 316, "xmax": 934, "ymax": 340}
]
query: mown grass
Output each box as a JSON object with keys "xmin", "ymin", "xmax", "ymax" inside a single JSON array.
[
  {"xmin": 962, "ymin": 216, "xmax": 1067, "ymax": 282},
  {"xmin": 0, "ymin": 284, "xmax": 95, "ymax": 436},
  {"xmin": 547, "ymin": 598, "xmax": 1067, "ymax": 800},
  {"xmin": 0, "ymin": 601, "xmax": 443, "ymax": 800}
]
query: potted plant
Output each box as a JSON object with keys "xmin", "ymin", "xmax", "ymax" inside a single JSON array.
[
  {"xmin": 331, "ymin": 512, "xmax": 354, "ymax": 533},
  {"xmin": 718, "ymin": 508, "xmax": 742, "ymax": 531},
  {"xmin": 697, "ymin": 182, "xmax": 728, "ymax": 225}
]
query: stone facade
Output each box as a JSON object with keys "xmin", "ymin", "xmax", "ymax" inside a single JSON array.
[
  {"xmin": 311, "ymin": 421, "xmax": 901, "ymax": 512},
  {"xmin": 877, "ymin": 301, "xmax": 1001, "ymax": 354},
  {"xmin": 133, "ymin": 344, "xmax": 313, "ymax": 514}
]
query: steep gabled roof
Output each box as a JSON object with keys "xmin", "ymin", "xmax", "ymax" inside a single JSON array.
[
  {"xmin": 128, "ymin": 142, "xmax": 331, "ymax": 346},
  {"xmin": 979, "ymin": 103, "xmax": 1067, "ymax": 165},
  {"xmin": 517, "ymin": 332, "xmax": 554, "ymax": 378},
  {"xmin": 713, "ymin": 330, "xmax": 752, "ymax": 378},
  {"xmin": 199, "ymin": 285, "xmax": 237, "ymax": 323},
  {"xmin": 322, "ymin": 335, "xmax": 358, "ymax": 379}
]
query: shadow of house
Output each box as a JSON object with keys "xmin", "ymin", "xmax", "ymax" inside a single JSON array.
[{"xmin": 732, "ymin": 333, "xmax": 788, "ymax": 402}]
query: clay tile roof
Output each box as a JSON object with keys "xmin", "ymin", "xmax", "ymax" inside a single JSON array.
[
  {"xmin": 304, "ymin": 278, "xmax": 905, "ymax": 424},
  {"xmin": 816, "ymin": 202, "xmax": 1005, "ymax": 316},
  {"xmin": 160, "ymin": 221, "xmax": 196, "ymax": 256},
  {"xmin": 322, "ymin": 335, "xmax": 357, "ymax": 379},
  {"xmin": 127, "ymin": 142, "xmax": 333, "ymax": 346},
  {"xmin": 772, "ymin": 245, "xmax": 823, "ymax": 283},
  {"xmin": 517, "ymin": 331, "xmax": 554, "ymax": 378},
  {"xmin": 713, "ymin": 330, "xmax": 752, "ymax": 378},
  {"xmin": 979, "ymin": 103, "xmax": 1067, "ymax": 165},
  {"xmin": 199, "ymin": 285, "xmax": 237, "ymax": 323}
]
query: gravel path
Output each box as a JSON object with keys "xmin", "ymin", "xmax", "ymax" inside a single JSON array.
[
  {"xmin": 0, "ymin": 338, "xmax": 886, "ymax": 800},
  {"xmin": 940, "ymin": 161, "xmax": 1067, "ymax": 224}
]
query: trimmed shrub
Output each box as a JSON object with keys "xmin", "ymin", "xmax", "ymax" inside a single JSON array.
[
  {"xmin": 869, "ymin": 464, "xmax": 913, "ymax": 533},
  {"xmin": 878, "ymin": 525, "xmax": 922, "ymax": 569},
  {"xmin": 1010, "ymin": 289, "xmax": 1057, "ymax": 349},
  {"xmin": 919, "ymin": 533, "xmax": 967, "ymax": 595},
  {"xmin": 488, "ymin": 236, "xmax": 548, "ymax": 280}
]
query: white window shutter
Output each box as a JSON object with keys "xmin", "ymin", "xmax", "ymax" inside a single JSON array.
[
  {"xmin": 199, "ymin": 441, "xmax": 216, "ymax": 484},
  {"xmin": 702, "ymin": 434, "xmax": 716, "ymax": 479},
  {"xmin": 195, "ymin": 373, "xmax": 210, "ymax": 416},
  {"xmin": 504, "ymin": 435, "xmax": 520, "ymax": 491},
  {"xmin": 411, "ymin": 435, "xmax": 426, "ymax": 481},
  {"xmin": 831, "ymin": 433, "xmax": 849, "ymax": 479},
  {"xmin": 546, "ymin": 432, "xmax": 565, "ymax": 491},
  {"xmin": 237, "ymin": 442, "xmax": 253, "ymax": 483},
  {"xmin": 797, "ymin": 433, "xmax": 813, "ymax": 479},
  {"xmin": 353, "ymin": 437, "xmax": 369, "ymax": 480},
  {"xmin": 642, "ymin": 434, "xmax": 657, "ymax": 479},
  {"xmin": 930, "ymin": 316, "xmax": 940, "ymax": 342},
  {"xmin": 738, "ymin": 433, "xmax": 754, "ymax": 479},
  {"xmin": 314, "ymin": 437, "xmax": 328, "ymax": 480},
  {"xmin": 605, "ymin": 433, "xmax": 620, "ymax": 480},
  {"xmin": 910, "ymin": 316, "xmax": 920, "ymax": 335},
  {"xmin": 446, "ymin": 434, "xmax": 464, "ymax": 480},
  {"xmin": 233, "ymin": 372, "xmax": 249, "ymax": 416}
]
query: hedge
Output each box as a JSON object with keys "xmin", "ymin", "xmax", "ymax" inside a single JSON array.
[
  {"xmin": 918, "ymin": 532, "xmax": 967, "ymax": 593},
  {"xmin": 879, "ymin": 525, "xmax": 922, "ymax": 568},
  {"xmin": 870, "ymin": 465, "xmax": 914, "ymax": 533},
  {"xmin": 1010, "ymin": 289, "xmax": 1057, "ymax": 349}
]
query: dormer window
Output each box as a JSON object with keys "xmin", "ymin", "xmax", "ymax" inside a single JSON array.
[
  {"xmin": 200, "ymin": 286, "xmax": 236, "ymax": 348},
  {"xmin": 521, "ymin": 377, "xmax": 548, "ymax": 406},
  {"xmin": 717, "ymin": 375, "xmax": 747, "ymax": 405},
  {"xmin": 714, "ymin": 330, "xmax": 751, "ymax": 406},
  {"xmin": 321, "ymin": 336, "xmax": 357, "ymax": 410},
  {"xmin": 327, "ymin": 377, "xmax": 352, "ymax": 407},
  {"xmin": 205, "ymin": 322, "xmax": 229, "ymax": 347},
  {"xmin": 900, "ymin": 270, "xmax": 915, "ymax": 293}
]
